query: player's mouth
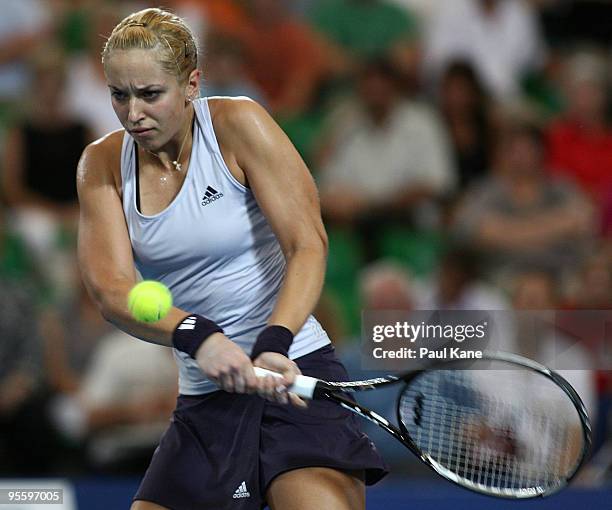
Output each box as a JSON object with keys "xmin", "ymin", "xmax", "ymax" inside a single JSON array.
[{"xmin": 130, "ymin": 127, "xmax": 154, "ymax": 136}]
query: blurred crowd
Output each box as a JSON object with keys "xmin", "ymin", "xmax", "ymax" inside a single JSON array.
[{"xmin": 0, "ymin": 0, "xmax": 610, "ymax": 480}]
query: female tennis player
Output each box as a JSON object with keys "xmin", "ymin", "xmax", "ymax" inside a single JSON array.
[{"xmin": 77, "ymin": 7, "xmax": 386, "ymax": 510}]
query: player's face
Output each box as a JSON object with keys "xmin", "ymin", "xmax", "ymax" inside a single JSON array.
[{"xmin": 104, "ymin": 48, "xmax": 188, "ymax": 151}]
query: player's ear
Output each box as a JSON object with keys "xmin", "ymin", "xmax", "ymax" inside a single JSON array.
[{"xmin": 185, "ymin": 69, "xmax": 201, "ymax": 102}]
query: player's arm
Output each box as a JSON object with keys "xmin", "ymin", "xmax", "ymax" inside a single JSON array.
[
  {"xmin": 76, "ymin": 134, "xmax": 191, "ymax": 345},
  {"xmin": 214, "ymin": 99, "xmax": 328, "ymax": 374}
]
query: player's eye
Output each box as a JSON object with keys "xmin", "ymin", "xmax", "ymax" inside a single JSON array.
[
  {"xmin": 142, "ymin": 90, "xmax": 161, "ymax": 100},
  {"xmin": 111, "ymin": 90, "xmax": 127, "ymax": 101}
]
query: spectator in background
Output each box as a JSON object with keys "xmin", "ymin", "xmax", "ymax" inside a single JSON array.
[
  {"xmin": 415, "ymin": 246, "xmax": 512, "ymax": 353},
  {"xmin": 547, "ymin": 49, "xmax": 612, "ymax": 231},
  {"xmin": 569, "ymin": 245, "xmax": 612, "ymax": 310},
  {"xmin": 563, "ymin": 244, "xmax": 612, "ymax": 450},
  {"xmin": 307, "ymin": 0, "xmax": 418, "ymax": 63},
  {"xmin": 438, "ymin": 60, "xmax": 492, "ymax": 191},
  {"xmin": 453, "ymin": 121, "xmax": 594, "ymax": 284},
  {"xmin": 43, "ymin": 279, "xmax": 117, "ymax": 397},
  {"xmin": 185, "ymin": 0, "xmax": 247, "ymax": 37},
  {"xmin": 50, "ymin": 328, "xmax": 177, "ymax": 475},
  {"xmin": 308, "ymin": 0, "xmax": 420, "ymax": 91},
  {"xmin": 50, "ymin": 318, "xmax": 178, "ymax": 474},
  {"xmin": 416, "ymin": 247, "xmax": 508, "ymax": 311},
  {"xmin": 0, "ymin": 208, "xmax": 59, "ymax": 475},
  {"xmin": 64, "ymin": 3, "xmax": 123, "ymax": 137},
  {"xmin": 2, "ymin": 46, "xmax": 92, "ymax": 304},
  {"xmin": 200, "ymin": 34, "xmax": 265, "ymax": 104},
  {"xmin": 319, "ymin": 58, "xmax": 455, "ymax": 260},
  {"xmin": 212, "ymin": 0, "xmax": 327, "ymax": 117},
  {"xmin": 42, "ymin": 278, "xmax": 175, "ymax": 474},
  {"xmin": 511, "ymin": 270, "xmax": 596, "ymax": 420},
  {"xmin": 0, "ymin": 0, "xmax": 52, "ymax": 122},
  {"xmin": 423, "ymin": 0, "xmax": 546, "ymax": 101},
  {"xmin": 359, "ymin": 260, "xmax": 414, "ymax": 311},
  {"xmin": 158, "ymin": 2, "xmax": 325, "ymax": 159}
]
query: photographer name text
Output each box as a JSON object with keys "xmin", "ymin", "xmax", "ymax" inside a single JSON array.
[{"xmin": 372, "ymin": 346, "xmax": 483, "ymax": 359}]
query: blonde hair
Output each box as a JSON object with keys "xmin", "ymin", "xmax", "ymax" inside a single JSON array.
[{"xmin": 102, "ymin": 8, "xmax": 198, "ymax": 84}]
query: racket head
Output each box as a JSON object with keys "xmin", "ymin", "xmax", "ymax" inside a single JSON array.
[{"xmin": 396, "ymin": 352, "xmax": 591, "ymax": 499}]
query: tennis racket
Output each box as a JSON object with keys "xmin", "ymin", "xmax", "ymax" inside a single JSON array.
[{"xmin": 254, "ymin": 351, "xmax": 591, "ymax": 499}]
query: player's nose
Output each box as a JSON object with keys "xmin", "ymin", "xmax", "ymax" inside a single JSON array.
[{"xmin": 127, "ymin": 97, "xmax": 145, "ymax": 124}]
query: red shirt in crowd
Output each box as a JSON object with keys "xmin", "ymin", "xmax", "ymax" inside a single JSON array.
[{"xmin": 547, "ymin": 118, "xmax": 612, "ymax": 207}]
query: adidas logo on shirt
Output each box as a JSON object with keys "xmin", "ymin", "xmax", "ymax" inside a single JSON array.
[
  {"xmin": 232, "ymin": 481, "xmax": 250, "ymax": 499},
  {"xmin": 201, "ymin": 185, "xmax": 224, "ymax": 206}
]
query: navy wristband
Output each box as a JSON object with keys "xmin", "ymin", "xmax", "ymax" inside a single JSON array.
[
  {"xmin": 172, "ymin": 314, "xmax": 223, "ymax": 359},
  {"xmin": 250, "ymin": 325, "xmax": 294, "ymax": 360}
]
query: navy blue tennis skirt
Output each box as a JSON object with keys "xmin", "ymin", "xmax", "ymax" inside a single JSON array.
[{"xmin": 133, "ymin": 344, "xmax": 388, "ymax": 509}]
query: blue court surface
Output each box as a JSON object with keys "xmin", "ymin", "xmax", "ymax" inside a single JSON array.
[{"xmin": 69, "ymin": 476, "xmax": 611, "ymax": 509}]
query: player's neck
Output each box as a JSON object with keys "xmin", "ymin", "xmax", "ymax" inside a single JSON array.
[{"xmin": 149, "ymin": 107, "xmax": 195, "ymax": 172}]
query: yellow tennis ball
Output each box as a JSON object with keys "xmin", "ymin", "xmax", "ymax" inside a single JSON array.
[{"xmin": 128, "ymin": 280, "xmax": 172, "ymax": 323}]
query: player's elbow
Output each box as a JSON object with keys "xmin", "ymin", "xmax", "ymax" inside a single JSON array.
[
  {"xmin": 298, "ymin": 232, "xmax": 328, "ymax": 267},
  {"xmin": 82, "ymin": 277, "xmax": 111, "ymax": 320},
  {"xmin": 81, "ymin": 272, "xmax": 130, "ymax": 324},
  {"xmin": 97, "ymin": 293, "xmax": 121, "ymax": 324},
  {"xmin": 309, "ymin": 223, "xmax": 329, "ymax": 263},
  {"xmin": 318, "ymin": 227, "xmax": 329, "ymax": 259}
]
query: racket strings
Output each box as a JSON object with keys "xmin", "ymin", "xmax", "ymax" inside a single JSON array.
[{"xmin": 399, "ymin": 368, "xmax": 582, "ymax": 495}]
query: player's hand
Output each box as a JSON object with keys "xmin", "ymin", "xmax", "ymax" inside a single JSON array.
[
  {"xmin": 253, "ymin": 352, "xmax": 307, "ymax": 408},
  {"xmin": 195, "ymin": 333, "xmax": 258, "ymax": 395}
]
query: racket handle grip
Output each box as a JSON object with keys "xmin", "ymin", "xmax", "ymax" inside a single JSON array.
[{"xmin": 253, "ymin": 367, "xmax": 318, "ymax": 399}]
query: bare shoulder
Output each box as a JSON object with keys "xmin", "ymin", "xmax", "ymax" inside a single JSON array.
[
  {"xmin": 77, "ymin": 129, "xmax": 125, "ymax": 193},
  {"xmin": 207, "ymin": 97, "xmax": 279, "ymax": 153},
  {"xmin": 207, "ymin": 96, "xmax": 267, "ymax": 125}
]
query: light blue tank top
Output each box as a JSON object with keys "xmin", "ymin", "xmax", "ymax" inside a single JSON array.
[{"xmin": 121, "ymin": 97, "xmax": 330, "ymax": 395}]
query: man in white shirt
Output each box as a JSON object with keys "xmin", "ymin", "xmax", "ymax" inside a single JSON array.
[{"xmin": 319, "ymin": 58, "xmax": 456, "ymax": 242}]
